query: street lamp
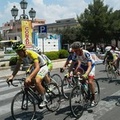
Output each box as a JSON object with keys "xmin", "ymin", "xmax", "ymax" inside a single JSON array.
[
  {"xmin": 11, "ymin": 0, "xmax": 36, "ymax": 70},
  {"xmin": 29, "ymin": 8, "xmax": 36, "ymax": 21},
  {"xmin": 11, "ymin": 5, "xmax": 18, "ymax": 39},
  {"xmin": 20, "ymin": 0, "xmax": 29, "ymax": 19}
]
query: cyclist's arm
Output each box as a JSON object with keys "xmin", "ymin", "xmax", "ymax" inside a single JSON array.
[
  {"xmin": 85, "ymin": 61, "xmax": 92, "ymax": 75},
  {"xmin": 75, "ymin": 60, "xmax": 81, "ymax": 71},
  {"xmin": 63, "ymin": 54, "xmax": 73, "ymax": 68},
  {"xmin": 71, "ymin": 60, "xmax": 81, "ymax": 75},
  {"xmin": 10, "ymin": 61, "xmax": 21, "ymax": 79},
  {"xmin": 28, "ymin": 60, "xmax": 40, "ymax": 80},
  {"xmin": 63, "ymin": 59, "xmax": 70, "ymax": 68},
  {"xmin": 103, "ymin": 52, "xmax": 108, "ymax": 61},
  {"xmin": 47, "ymin": 62, "xmax": 53, "ymax": 71}
]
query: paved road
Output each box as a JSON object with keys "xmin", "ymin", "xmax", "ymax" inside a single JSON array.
[{"xmin": 0, "ymin": 65, "xmax": 120, "ymax": 120}]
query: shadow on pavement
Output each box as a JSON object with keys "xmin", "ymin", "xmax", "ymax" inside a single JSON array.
[
  {"xmin": 96, "ymin": 77, "xmax": 109, "ymax": 82},
  {"xmin": 96, "ymin": 77, "xmax": 120, "ymax": 85}
]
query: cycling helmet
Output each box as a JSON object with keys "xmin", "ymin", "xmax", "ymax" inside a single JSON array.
[
  {"xmin": 71, "ymin": 41, "xmax": 83, "ymax": 49},
  {"xmin": 37, "ymin": 49, "xmax": 41, "ymax": 54},
  {"xmin": 12, "ymin": 42, "xmax": 25, "ymax": 51}
]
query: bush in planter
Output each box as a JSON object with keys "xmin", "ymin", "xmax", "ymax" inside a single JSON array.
[
  {"xmin": 45, "ymin": 51, "xmax": 59, "ymax": 60},
  {"xmin": 59, "ymin": 49, "xmax": 69, "ymax": 58},
  {"xmin": 9, "ymin": 56, "xmax": 17, "ymax": 66}
]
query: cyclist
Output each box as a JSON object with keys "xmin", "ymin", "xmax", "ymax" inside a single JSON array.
[
  {"xmin": 71, "ymin": 41, "xmax": 96, "ymax": 106},
  {"xmin": 7, "ymin": 42, "xmax": 50, "ymax": 107},
  {"xmin": 61, "ymin": 48, "xmax": 81, "ymax": 76},
  {"xmin": 103, "ymin": 45, "xmax": 118, "ymax": 71}
]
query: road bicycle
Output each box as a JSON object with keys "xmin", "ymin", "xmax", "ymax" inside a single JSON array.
[
  {"xmin": 69, "ymin": 75, "xmax": 100, "ymax": 118},
  {"xmin": 6, "ymin": 77, "xmax": 61, "ymax": 120}
]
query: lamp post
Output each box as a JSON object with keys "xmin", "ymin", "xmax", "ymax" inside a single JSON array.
[
  {"xmin": 11, "ymin": 5, "xmax": 18, "ymax": 40},
  {"xmin": 11, "ymin": 0, "xmax": 36, "ymax": 71},
  {"xmin": 20, "ymin": 0, "xmax": 28, "ymax": 19},
  {"xmin": 29, "ymin": 8, "xmax": 36, "ymax": 21}
]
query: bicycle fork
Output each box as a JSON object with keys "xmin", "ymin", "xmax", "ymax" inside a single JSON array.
[{"xmin": 21, "ymin": 93, "xmax": 28, "ymax": 110}]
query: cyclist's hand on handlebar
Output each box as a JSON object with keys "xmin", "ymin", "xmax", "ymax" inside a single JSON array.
[
  {"xmin": 60, "ymin": 67, "xmax": 65, "ymax": 73},
  {"xmin": 6, "ymin": 76, "xmax": 14, "ymax": 86},
  {"xmin": 25, "ymin": 76, "xmax": 32, "ymax": 83}
]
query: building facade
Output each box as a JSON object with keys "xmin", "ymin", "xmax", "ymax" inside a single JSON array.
[
  {"xmin": 33, "ymin": 17, "xmax": 78, "ymax": 33},
  {"xmin": 0, "ymin": 19, "xmax": 45, "ymax": 40}
]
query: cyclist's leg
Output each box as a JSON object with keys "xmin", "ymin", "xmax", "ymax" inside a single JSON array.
[
  {"xmin": 88, "ymin": 65, "xmax": 95, "ymax": 106},
  {"xmin": 35, "ymin": 65, "xmax": 48, "ymax": 107},
  {"xmin": 44, "ymin": 74, "xmax": 51, "ymax": 84}
]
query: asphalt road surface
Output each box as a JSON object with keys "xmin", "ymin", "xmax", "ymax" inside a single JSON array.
[{"xmin": 0, "ymin": 64, "xmax": 120, "ymax": 120}]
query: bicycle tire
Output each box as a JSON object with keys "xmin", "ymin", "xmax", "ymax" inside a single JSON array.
[
  {"xmin": 11, "ymin": 91, "xmax": 36, "ymax": 120},
  {"xmin": 51, "ymin": 74, "xmax": 62, "ymax": 87},
  {"xmin": 69, "ymin": 85, "xmax": 85, "ymax": 118},
  {"xmin": 61, "ymin": 77, "xmax": 74, "ymax": 99},
  {"xmin": 106, "ymin": 65, "xmax": 116, "ymax": 81},
  {"xmin": 46, "ymin": 82, "xmax": 61, "ymax": 112},
  {"xmin": 94, "ymin": 79, "xmax": 100, "ymax": 105},
  {"xmin": 105, "ymin": 64, "xmax": 108, "ymax": 72}
]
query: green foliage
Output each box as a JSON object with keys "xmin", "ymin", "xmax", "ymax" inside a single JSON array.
[
  {"xmin": 57, "ymin": 26, "xmax": 81, "ymax": 46},
  {"xmin": 45, "ymin": 50, "xmax": 68, "ymax": 59},
  {"xmin": 45, "ymin": 51, "xmax": 59, "ymax": 60},
  {"xmin": 9, "ymin": 56, "xmax": 17, "ymax": 66},
  {"xmin": 77, "ymin": 0, "xmax": 113, "ymax": 45},
  {"xmin": 59, "ymin": 49, "xmax": 69, "ymax": 58}
]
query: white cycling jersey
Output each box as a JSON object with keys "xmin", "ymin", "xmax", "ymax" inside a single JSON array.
[
  {"xmin": 77, "ymin": 50, "xmax": 95, "ymax": 66},
  {"xmin": 77, "ymin": 50, "xmax": 95, "ymax": 77}
]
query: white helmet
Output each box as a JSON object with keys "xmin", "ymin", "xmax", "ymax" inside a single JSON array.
[
  {"xmin": 105, "ymin": 46, "xmax": 111, "ymax": 51},
  {"xmin": 37, "ymin": 48, "xmax": 41, "ymax": 54}
]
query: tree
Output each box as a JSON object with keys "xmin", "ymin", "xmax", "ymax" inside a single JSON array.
[
  {"xmin": 56, "ymin": 26, "xmax": 82, "ymax": 47},
  {"xmin": 109, "ymin": 10, "xmax": 120, "ymax": 47},
  {"xmin": 77, "ymin": 0, "xmax": 113, "ymax": 50}
]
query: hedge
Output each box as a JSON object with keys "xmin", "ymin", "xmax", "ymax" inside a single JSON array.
[{"xmin": 9, "ymin": 49, "xmax": 69, "ymax": 65}]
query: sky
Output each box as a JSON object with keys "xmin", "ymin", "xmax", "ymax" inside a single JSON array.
[{"xmin": 0, "ymin": 0, "xmax": 120, "ymax": 26}]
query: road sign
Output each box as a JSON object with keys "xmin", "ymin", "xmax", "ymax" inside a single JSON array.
[{"xmin": 38, "ymin": 25, "xmax": 47, "ymax": 33}]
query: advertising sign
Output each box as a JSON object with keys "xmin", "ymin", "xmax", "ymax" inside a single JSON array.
[{"xmin": 21, "ymin": 20, "xmax": 32, "ymax": 48}]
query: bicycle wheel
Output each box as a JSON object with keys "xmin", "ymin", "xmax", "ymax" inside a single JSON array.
[
  {"xmin": 46, "ymin": 82, "xmax": 61, "ymax": 112},
  {"xmin": 105, "ymin": 64, "xmax": 108, "ymax": 72},
  {"xmin": 69, "ymin": 85, "xmax": 85, "ymax": 118},
  {"xmin": 11, "ymin": 91, "xmax": 36, "ymax": 120},
  {"xmin": 106, "ymin": 65, "xmax": 116, "ymax": 81},
  {"xmin": 51, "ymin": 74, "xmax": 62, "ymax": 87},
  {"xmin": 61, "ymin": 77, "xmax": 74, "ymax": 99},
  {"xmin": 94, "ymin": 79, "xmax": 100, "ymax": 105}
]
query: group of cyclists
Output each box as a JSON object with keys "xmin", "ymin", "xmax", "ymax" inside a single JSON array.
[
  {"xmin": 62, "ymin": 43, "xmax": 120, "ymax": 106},
  {"xmin": 7, "ymin": 41, "xmax": 120, "ymax": 109}
]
